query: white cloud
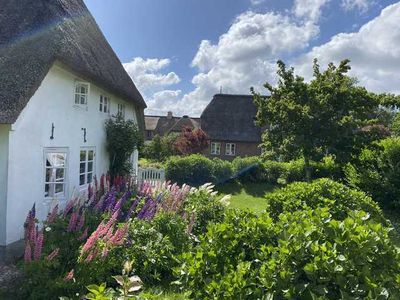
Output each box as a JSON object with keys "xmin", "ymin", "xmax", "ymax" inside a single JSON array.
[
  {"xmin": 250, "ymin": 0, "xmax": 266, "ymax": 6},
  {"xmin": 123, "ymin": 57, "xmax": 180, "ymax": 93},
  {"xmin": 123, "ymin": 57, "xmax": 182, "ymax": 115},
  {"xmin": 295, "ymin": 2, "xmax": 400, "ymax": 94},
  {"xmin": 293, "ymin": 0, "xmax": 330, "ymax": 22},
  {"xmin": 341, "ymin": 0, "xmax": 374, "ymax": 12},
  {"xmin": 178, "ymin": 11, "xmax": 319, "ymax": 116}
]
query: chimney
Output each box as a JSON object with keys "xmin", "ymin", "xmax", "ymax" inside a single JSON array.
[{"xmin": 167, "ymin": 111, "xmax": 173, "ymax": 119}]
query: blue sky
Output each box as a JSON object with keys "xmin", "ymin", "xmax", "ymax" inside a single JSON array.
[{"xmin": 84, "ymin": 0, "xmax": 400, "ymax": 116}]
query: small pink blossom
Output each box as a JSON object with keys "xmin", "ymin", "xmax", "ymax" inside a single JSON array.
[
  {"xmin": 64, "ymin": 269, "xmax": 74, "ymax": 281},
  {"xmin": 34, "ymin": 231, "xmax": 44, "ymax": 261},
  {"xmin": 46, "ymin": 248, "xmax": 60, "ymax": 261}
]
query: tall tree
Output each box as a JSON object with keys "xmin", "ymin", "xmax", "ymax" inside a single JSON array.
[{"xmin": 252, "ymin": 59, "xmax": 392, "ymax": 181}]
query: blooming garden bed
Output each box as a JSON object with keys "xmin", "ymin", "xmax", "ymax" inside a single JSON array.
[{"xmin": 2, "ymin": 176, "xmax": 400, "ymax": 299}]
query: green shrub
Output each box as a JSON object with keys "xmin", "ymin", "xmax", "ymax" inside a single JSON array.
[
  {"xmin": 263, "ymin": 159, "xmax": 304, "ymax": 185},
  {"xmin": 165, "ymin": 155, "xmax": 215, "ymax": 186},
  {"xmin": 345, "ymin": 137, "xmax": 400, "ymax": 208},
  {"xmin": 126, "ymin": 213, "xmax": 190, "ymax": 284},
  {"xmin": 138, "ymin": 158, "xmax": 165, "ymax": 169},
  {"xmin": 232, "ymin": 156, "xmax": 265, "ymax": 183},
  {"xmin": 266, "ymin": 178, "xmax": 386, "ymax": 224},
  {"xmin": 311, "ymin": 155, "xmax": 344, "ymax": 181},
  {"xmin": 182, "ymin": 183, "xmax": 226, "ymax": 236},
  {"xmin": 177, "ymin": 208, "xmax": 400, "ymax": 299},
  {"xmin": 211, "ymin": 158, "xmax": 234, "ymax": 184},
  {"xmin": 165, "ymin": 155, "xmax": 233, "ymax": 186}
]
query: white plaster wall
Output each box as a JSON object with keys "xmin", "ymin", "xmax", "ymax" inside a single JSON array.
[
  {"xmin": 5, "ymin": 63, "xmax": 140, "ymax": 244},
  {"xmin": 0, "ymin": 125, "xmax": 10, "ymax": 246}
]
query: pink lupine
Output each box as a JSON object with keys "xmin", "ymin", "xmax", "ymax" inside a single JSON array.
[
  {"xmin": 46, "ymin": 248, "xmax": 60, "ymax": 261},
  {"xmin": 111, "ymin": 224, "xmax": 128, "ymax": 246},
  {"xmin": 78, "ymin": 227, "xmax": 89, "ymax": 241},
  {"xmin": 67, "ymin": 210, "xmax": 79, "ymax": 232},
  {"xmin": 34, "ymin": 230, "xmax": 44, "ymax": 261},
  {"xmin": 64, "ymin": 269, "xmax": 74, "ymax": 281},
  {"xmin": 187, "ymin": 213, "xmax": 196, "ymax": 234},
  {"xmin": 24, "ymin": 242, "xmax": 32, "ymax": 263}
]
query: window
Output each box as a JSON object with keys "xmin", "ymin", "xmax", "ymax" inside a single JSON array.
[
  {"xmin": 80, "ymin": 148, "xmax": 95, "ymax": 186},
  {"xmin": 117, "ymin": 103, "xmax": 125, "ymax": 118},
  {"xmin": 211, "ymin": 142, "xmax": 221, "ymax": 155},
  {"xmin": 99, "ymin": 95, "xmax": 110, "ymax": 114},
  {"xmin": 225, "ymin": 143, "xmax": 236, "ymax": 156},
  {"xmin": 44, "ymin": 149, "xmax": 67, "ymax": 198},
  {"xmin": 74, "ymin": 82, "xmax": 89, "ymax": 106}
]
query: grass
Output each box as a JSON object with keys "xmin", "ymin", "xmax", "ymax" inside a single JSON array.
[{"xmin": 217, "ymin": 181, "xmax": 277, "ymax": 213}]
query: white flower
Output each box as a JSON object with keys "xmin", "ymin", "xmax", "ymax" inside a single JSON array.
[
  {"xmin": 219, "ymin": 195, "xmax": 231, "ymax": 206},
  {"xmin": 45, "ymin": 227, "xmax": 52, "ymax": 232}
]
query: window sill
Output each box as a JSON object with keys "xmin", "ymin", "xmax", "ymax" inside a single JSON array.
[{"xmin": 73, "ymin": 104, "xmax": 88, "ymax": 111}]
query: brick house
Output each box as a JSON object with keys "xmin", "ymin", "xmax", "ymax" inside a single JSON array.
[{"xmin": 201, "ymin": 94, "xmax": 262, "ymax": 160}]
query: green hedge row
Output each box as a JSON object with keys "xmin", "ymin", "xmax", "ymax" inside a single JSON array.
[{"xmin": 164, "ymin": 154, "xmax": 343, "ymax": 187}]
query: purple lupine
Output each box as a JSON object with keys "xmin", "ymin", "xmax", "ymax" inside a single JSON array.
[
  {"xmin": 88, "ymin": 184, "xmax": 93, "ymax": 200},
  {"xmin": 46, "ymin": 248, "xmax": 60, "ymax": 261},
  {"xmin": 24, "ymin": 204, "xmax": 36, "ymax": 241},
  {"xmin": 34, "ymin": 230, "xmax": 44, "ymax": 261},
  {"xmin": 46, "ymin": 204, "xmax": 59, "ymax": 224},
  {"xmin": 63, "ymin": 197, "xmax": 76, "ymax": 217},
  {"xmin": 67, "ymin": 210, "xmax": 79, "ymax": 232},
  {"xmin": 125, "ymin": 197, "xmax": 140, "ymax": 221},
  {"xmin": 112, "ymin": 191, "xmax": 131, "ymax": 215},
  {"xmin": 94, "ymin": 195, "xmax": 105, "ymax": 212},
  {"xmin": 78, "ymin": 227, "xmax": 89, "ymax": 241},
  {"xmin": 77, "ymin": 211, "xmax": 85, "ymax": 231}
]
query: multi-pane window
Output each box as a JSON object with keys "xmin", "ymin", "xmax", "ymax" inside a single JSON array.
[
  {"xmin": 74, "ymin": 82, "xmax": 89, "ymax": 106},
  {"xmin": 80, "ymin": 148, "xmax": 95, "ymax": 186},
  {"xmin": 117, "ymin": 103, "xmax": 125, "ymax": 118},
  {"xmin": 99, "ymin": 95, "xmax": 110, "ymax": 113},
  {"xmin": 225, "ymin": 143, "xmax": 236, "ymax": 156},
  {"xmin": 44, "ymin": 149, "xmax": 67, "ymax": 198},
  {"xmin": 211, "ymin": 142, "xmax": 221, "ymax": 155}
]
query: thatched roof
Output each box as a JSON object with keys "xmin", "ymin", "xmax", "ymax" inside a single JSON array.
[
  {"xmin": 0, "ymin": 0, "xmax": 146, "ymax": 129},
  {"xmin": 145, "ymin": 114, "xmax": 200, "ymax": 136},
  {"xmin": 201, "ymin": 94, "xmax": 262, "ymax": 143}
]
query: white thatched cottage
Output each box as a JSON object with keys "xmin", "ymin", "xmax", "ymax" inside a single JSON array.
[{"xmin": 0, "ymin": 0, "xmax": 146, "ymax": 254}]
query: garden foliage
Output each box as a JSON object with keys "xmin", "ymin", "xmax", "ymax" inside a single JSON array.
[
  {"xmin": 16, "ymin": 177, "xmax": 227, "ymax": 299},
  {"xmin": 105, "ymin": 114, "xmax": 143, "ymax": 176},
  {"xmin": 177, "ymin": 208, "xmax": 400, "ymax": 299},
  {"xmin": 345, "ymin": 137, "xmax": 400, "ymax": 208}
]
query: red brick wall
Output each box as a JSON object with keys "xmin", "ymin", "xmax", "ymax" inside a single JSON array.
[{"xmin": 203, "ymin": 140, "xmax": 261, "ymax": 161}]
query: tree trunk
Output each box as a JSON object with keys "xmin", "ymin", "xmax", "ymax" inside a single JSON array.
[{"xmin": 304, "ymin": 155, "xmax": 311, "ymax": 182}]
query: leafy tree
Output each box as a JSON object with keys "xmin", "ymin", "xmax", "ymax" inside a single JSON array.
[
  {"xmin": 391, "ymin": 112, "xmax": 400, "ymax": 136},
  {"xmin": 105, "ymin": 114, "xmax": 143, "ymax": 176},
  {"xmin": 252, "ymin": 59, "xmax": 396, "ymax": 180},
  {"xmin": 142, "ymin": 133, "xmax": 179, "ymax": 161},
  {"xmin": 174, "ymin": 127, "xmax": 208, "ymax": 155}
]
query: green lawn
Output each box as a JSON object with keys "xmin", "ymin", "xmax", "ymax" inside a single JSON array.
[{"xmin": 217, "ymin": 181, "xmax": 277, "ymax": 213}]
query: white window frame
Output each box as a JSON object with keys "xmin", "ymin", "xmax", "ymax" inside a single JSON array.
[
  {"xmin": 210, "ymin": 142, "xmax": 221, "ymax": 155},
  {"xmin": 100, "ymin": 95, "xmax": 110, "ymax": 114},
  {"xmin": 79, "ymin": 147, "xmax": 96, "ymax": 187},
  {"xmin": 117, "ymin": 103, "xmax": 126, "ymax": 119},
  {"xmin": 74, "ymin": 81, "xmax": 90, "ymax": 107},
  {"xmin": 44, "ymin": 148, "xmax": 68, "ymax": 199},
  {"xmin": 225, "ymin": 143, "xmax": 236, "ymax": 156}
]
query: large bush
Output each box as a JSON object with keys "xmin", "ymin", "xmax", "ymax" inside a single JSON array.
[
  {"xmin": 165, "ymin": 155, "xmax": 233, "ymax": 186},
  {"xmin": 265, "ymin": 178, "xmax": 386, "ymax": 224},
  {"xmin": 345, "ymin": 137, "xmax": 400, "ymax": 208},
  {"xmin": 177, "ymin": 208, "xmax": 400, "ymax": 299}
]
